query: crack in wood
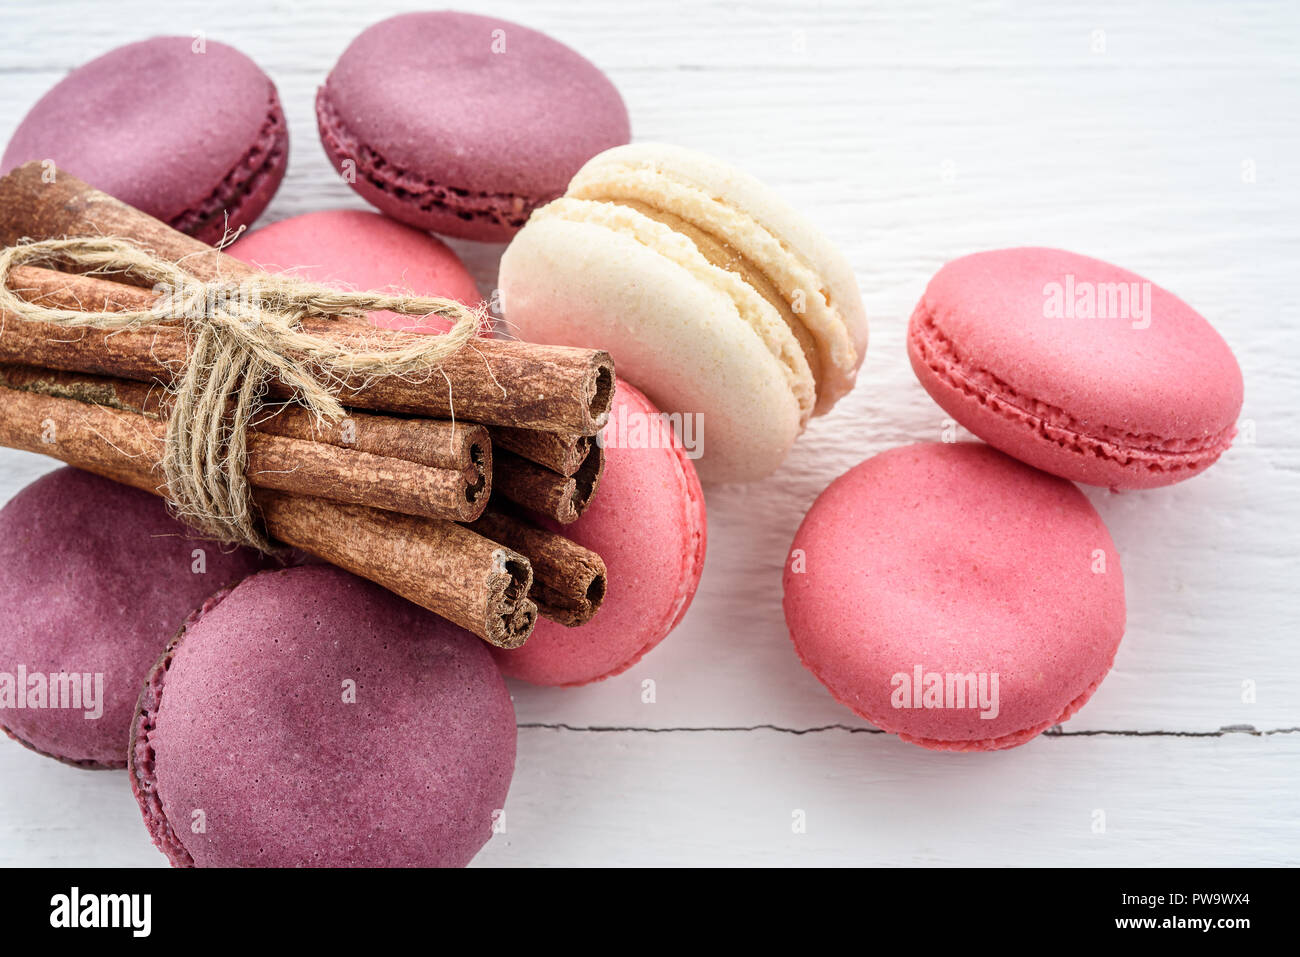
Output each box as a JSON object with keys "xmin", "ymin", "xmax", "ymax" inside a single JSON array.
[{"xmin": 518, "ymin": 722, "xmax": 1300, "ymax": 737}]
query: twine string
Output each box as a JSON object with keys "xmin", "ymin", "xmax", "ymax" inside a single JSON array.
[{"xmin": 0, "ymin": 236, "xmax": 486, "ymax": 551}]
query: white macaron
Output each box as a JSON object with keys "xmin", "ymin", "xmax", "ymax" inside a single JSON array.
[{"xmin": 499, "ymin": 143, "xmax": 867, "ymax": 483}]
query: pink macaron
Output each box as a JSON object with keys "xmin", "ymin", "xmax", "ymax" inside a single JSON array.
[
  {"xmin": 317, "ymin": 11, "xmax": 630, "ymax": 242},
  {"xmin": 908, "ymin": 247, "xmax": 1243, "ymax": 489},
  {"xmin": 130, "ymin": 564, "xmax": 516, "ymax": 867},
  {"xmin": 492, "ymin": 381, "xmax": 706, "ymax": 686},
  {"xmin": 783, "ymin": 442, "xmax": 1125, "ymax": 751},
  {"xmin": 2, "ymin": 36, "xmax": 287, "ymax": 244},
  {"xmin": 229, "ymin": 209, "xmax": 481, "ymax": 332},
  {"xmin": 0, "ymin": 468, "xmax": 268, "ymax": 768}
]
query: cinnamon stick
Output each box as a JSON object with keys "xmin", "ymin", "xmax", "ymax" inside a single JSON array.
[
  {"xmin": 0, "ymin": 163, "xmax": 615, "ymax": 434},
  {"xmin": 493, "ymin": 425, "xmax": 598, "ymax": 477},
  {"xmin": 254, "ymin": 407, "xmax": 490, "ymax": 477},
  {"xmin": 1, "ymin": 263, "xmax": 612, "ymax": 435},
  {"xmin": 493, "ymin": 446, "xmax": 605, "ymax": 525},
  {"xmin": 0, "ymin": 362, "xmax": 491, "ymax": 513},
  {"xmin": 0, "ymin": 371, "xmax": 487, "ymax": 523},
  {"xmin": 260, "ymin": 493, "xmax": 536, "ymax": 649},
  {"xmin": 468, "ymin": 507, "xmax": 607, "ymax": 627},
  {"xmin": 0, "ymin": 384, "xmax": 536, "ymax": 647}
]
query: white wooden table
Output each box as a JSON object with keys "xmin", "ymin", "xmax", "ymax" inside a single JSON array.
[{"xmin": 1, "ymin": 0, "xmax": 1296, "ymax": 867}]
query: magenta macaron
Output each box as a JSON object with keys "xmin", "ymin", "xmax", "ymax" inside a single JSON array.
[
  {"xmin": 2, "ymin": 36, "xmax": 288, "ymax": 244},
  {"xmin": 317, "ymin": 11, "xmax": 630, "ymax": 242},
  {"xmin": 783, "ymin": 442, "xmax": 1125, "ymax": 751},
  {"xmin": 130, "ymin": 564, "xmax": 516, "ymax": 867},
  {"xmin": 492, "ymin": 381, "xmax": 706, "ymax": 686},
  {"xmin": 0, "ymin": 468, "xmax": 268, "ymax": 768},
  {"xmin": 230, "ymin": 208, "xmax": 482, "ymax": 332},
  {"xmin": 908, "ymin": 247, "xmax": 1243, "ymax": 489}
]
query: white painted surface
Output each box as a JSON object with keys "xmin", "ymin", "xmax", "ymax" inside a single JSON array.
[{"xmin": 0, "ymin": 0, "xmax": 1296, "ymax": 866}]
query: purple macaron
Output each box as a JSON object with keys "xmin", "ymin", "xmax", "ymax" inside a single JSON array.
[
  {"xmin": 0, "ymin": 468, "xmax": 268, "ymax": 768},
  {"xmin": 317, "ymin": 11, "xmax": 630, "ymax": 241},
  {"xmin": 2, "ymin": 36, "xmax": 288, "ymax": 244},
  {"xmin": 129, "ymin": 565, "xmax": 517, "ymax": 868}
]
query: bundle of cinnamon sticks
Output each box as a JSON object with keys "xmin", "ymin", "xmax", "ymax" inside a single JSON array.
[{"xmin": 0, "ymin": 163, "xmax": 613, "ymax": 648}]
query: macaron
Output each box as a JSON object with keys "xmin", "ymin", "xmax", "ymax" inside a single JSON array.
[
  {"xmin": 229, "ymin": 209, "xmax": 481, "ymax": 332},
  {"xmin": 2, "ymin": 36, "xmax": 287, "ymax": 244},
  {"xmin": 130, "ymin": 564, "xmax": 516, "ymax": 867},
  {"xmin": 908, "ymin": 247, "xmax": 1243, "ymax": 489},
  {"xmin": 499, "ymin": 143, "xmax": 868, "ymax": 484},
  {"xmin": 317, "ymin": 11, "xmax": 630, "ymax": 242},
  {"xmin": 492, "ymin": 381, "xmax": 706, "ymax": 686},
  {"xmin": 0, "ymin": 468, "xmax": 268, "ymax": 768},
  {"xmin": 783, "ymin": 442, "xmax": 1125, "ymax": 751}
]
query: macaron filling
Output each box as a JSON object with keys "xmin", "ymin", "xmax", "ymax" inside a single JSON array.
[
  {"xmin": 533, "ymin": 197, "xmax": 818, "ymax": 421},
  {"xmin": 568, "ymin": 161, "xmax": 860, "ymax": 411},
  {"xmin": 316, "ymin": 88, "xmax": 541, "ymax": 232},
  {"xmin": 602, "ymin": 196, "xmax": 825, "ymax": 394},
  {"xmin": 170, "ymin": 88, "xmax": 288, "ymax": 239},
  {"xmin": 909, "ymin": 303, "xmax": 1237, "ymax": 475}
]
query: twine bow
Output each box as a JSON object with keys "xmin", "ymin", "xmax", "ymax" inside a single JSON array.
[{"xmin": 0, "ymin": 236, "xmax": 486, "ymax": 552}]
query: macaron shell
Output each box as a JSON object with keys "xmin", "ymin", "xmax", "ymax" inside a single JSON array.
[
  {"xmin": 317, "ymin": 11, "xmax": 629, "ymax": 241},
  {"xmin": 568, "ymin": 143, "xmax": 867, "ymax": 412},
  {"xmin": 783, "ymin": 442, "xmax": 1125, "ymax": 750},
  {"xmin": 316, "ymin": 93, "xmax": 523, "ymax": 243},
  {"xmin": 229, "ymin": 209, "xmax": 481, "ymax": 332},
  {"xmin": 2, "ymin": 37, "xmax": 287, "ymax": 243},
  {"xmin": 131, "ymin": 565, "xmax": 516, "ymax": 867},
  {"xmin": 909, "ymin": 247, "xmax": 1243, "ymax": 489},
  {"xmin": 492, "ymin": 382, "xmax": 706, "ymax": 686},
  {"xmin": 0, "ymin": 468, "xmax": 268, "ymax": 768},
  {"xmin": 501, "ymin": 211, "xmax": 804, "ymax": 484}
]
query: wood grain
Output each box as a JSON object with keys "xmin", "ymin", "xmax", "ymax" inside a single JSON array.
[{"xmin": 1, "ymin": 0, "xmax": 1297, "ymax": 867}]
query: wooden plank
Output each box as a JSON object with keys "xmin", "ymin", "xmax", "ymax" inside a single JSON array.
[{"xmin": 0, "ymin": 728, "xmax": 1295, "ymax": 867}]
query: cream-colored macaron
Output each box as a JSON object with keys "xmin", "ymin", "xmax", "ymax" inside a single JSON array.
[{"xmin": 498, "ymin": 143, "xmax": 867, "ymax": 484}]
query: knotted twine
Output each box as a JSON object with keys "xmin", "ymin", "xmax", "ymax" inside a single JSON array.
[{"xmin": 0, "ymin": 236, "xmax": 487, "ymax": 552}]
